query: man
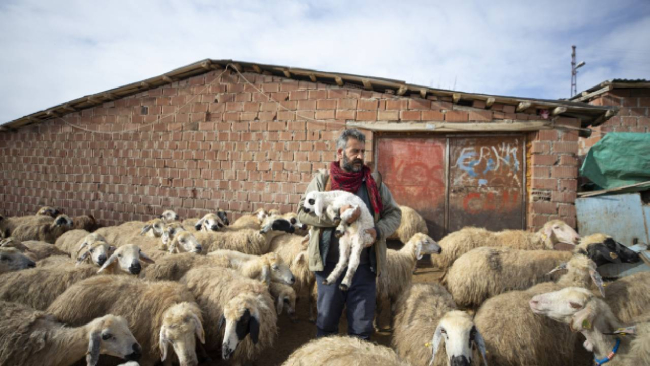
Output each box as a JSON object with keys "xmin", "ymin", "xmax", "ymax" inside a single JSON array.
[{"xmin": 297, "ymin": 128, "xmax": 402, "ymax": 339}]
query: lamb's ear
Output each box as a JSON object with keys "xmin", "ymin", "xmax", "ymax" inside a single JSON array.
[
  {"xmin": 416, "ymin": 243, "xmax": 423, "ymax": 260},
  {"xmin": 314, "ymin": 197, "xmax": 324, "ymax": 217},
  {"xmin": 547, "ymin": 262, "xmax": 568, "ymax": 275},
  {"xmin": 191, "ymin": 314, "xmax": 205, "ymax": 344},
  {"xmin": 86, "ymin": 329, "xmax": 101, "ymax": 366},
  {"xmin": 98, "ymin": 252, "xmax": 118, "ymax": 273},
  {"xmin": 589, "ymin": 269, "xmax": 606, "ymax": 297},
  {"xmin": 76, "ymin": 251, "xmax": 90, "ymax": 266},
  {"xmin": 218, "ymin": 314, "xmax": 226, "ymax": 331},
  {"xmin": 140, "ymin": 224, "xmax": 152, "ymax": 236},
  {"xmin": 473, "ymin": 327, "xmax": 488, "ymax": 366},
  {"xmin": 139, "ymin": 250, "xmax": 155, "ymax": 264},
  {"xmin": 159, "ymin": 326, "xmax": 169, "ymax": 361},
  {"xmin": 276, "ymin": 296, "xmax": 284, "ymax": 315},
  {"xmin": 570, "ymin": 304, "xmax": 596, "ymax": 333},
  {"xmin": 429, "ymin": 325, "xmax": 444, "ymax": 366}
]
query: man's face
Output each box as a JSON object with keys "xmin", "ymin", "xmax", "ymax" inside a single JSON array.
[{"xmin": 338, "ymin": 138, "xmax": 365, "ymax": 172}]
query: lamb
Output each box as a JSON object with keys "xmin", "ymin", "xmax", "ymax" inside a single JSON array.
[
  {"xmin": 10, "ymin": 214, "xmax": 74, "ymax": 244},
  {"xmin": 47, "ymin": 275, "xmax": 205, "ymax": 366},
  {"xmin": 530, "ymin": 286, "xmax": 650, "ymax": 366},
  {"xmin": 0, "ymin": 300, "xmax": 141, "ymax": 366},
  {"xmin": 392, "ymin": 283, "xmax": 486, "ymax": 366},
  {"xmin": 230, "ymin": 208, "xmax": 269, "ymax": 229},
  {"xmin": 472, "ymin": 253, "xmax": 604, "ymax": 366},
  {"xmin": 159, "ymin": 209, "xmax": 180, "ymax": 223},
  {"xmin": 443, "ymin": 246, "xmax": 574, "ymax": 308},
  {"xmin": 302, "ymin": 190, "xmax": 375, "ymax": 291},
  {"xmin": 431, "ymin": 219, "xmax": 580, "ymax": 271},
  {"xmin": 269, "ymin": 281, "xmax": 298, "ymax": 321},
  {"xmin": 282, "ymin": 335, "xmax": 409, "ymax": 366},
  {"xmin": 207, "ymin": 250, "xmax": 295, "ymax": 286},
  {"xmin": 0, "ymin": 247, "xmax": 36, "ymax": 273},
  {"xmin": 55, "ymin": 230, "xmax": 106, "ymax": 255},
  {"xmin": 387, "ymin": 205, "xmax": 429, "ymax": 244},
  {"xmin": 196, "ymin": 215, "xmax": 295, "ymax": 255},
  {"xmin": 180, "ymin": 266, "xmax": 277, "ymax": 365},
  {"xmin": 376, "ymin": 233, "xmax": 441, "ymax": 329}
]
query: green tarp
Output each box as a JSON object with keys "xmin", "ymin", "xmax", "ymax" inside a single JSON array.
[{"xmin": 580, "ymin": 132, "xmax": 650, "ymax": 191}]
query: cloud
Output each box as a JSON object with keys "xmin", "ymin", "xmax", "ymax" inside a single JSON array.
[{"xmin": 1, "ymin": 0, "xmax": 649, "ymax": 122}]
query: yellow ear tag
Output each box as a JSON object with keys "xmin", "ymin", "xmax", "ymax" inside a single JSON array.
[
  {"xmin": 609, "ymin": 252, "xmax": 618, "ymax": 260},
  {"xmin": 582, "ymin": 319, "xmax": 592, "ymax": 330},
  {"xmin": 425, "ymin": 342, "xmax": 431, "ymax": 348}
]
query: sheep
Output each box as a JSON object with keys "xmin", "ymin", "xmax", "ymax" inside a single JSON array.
[
  {"xmin": 0, "ymin": 247, "xmax": 36, "ymax": 273},
  {"xmin": 139, "ymin": 218, "xmax": 166, "ymax": 238},
  {"xmin": 180, "ymin": 266, "xmax": 277, "ymax": 365},
  {"xmin": 98, "ymin": 244, "xmax": 156, "ymax": 275},
  {"xmin": 160, "ymin": 209, "xmax": 180, "ymax": 223},
  {"xmin": 279, "ymin": 211, "xmax": 309, "ymax": 236},
  {"xmin": 230, "ymin": 208, "xmax": 269, "ymax": 229},
  {"xmin": 391, "ymin": 283, "xmax": 485, "ymax": 366},
  {"xmin": 575, "ymin": 233, "xmax": 640, "ymax": 267},
  {"xmin": 282, "ymin": 335, "xmax": 409, "ymax": 366},
  {"xmin": 376, "ymin": 233, "xmax": 441, "ymax": 330},
  {"xmin": 120, "ymin": 230, "xmax": 200, "ymax": 261},
  {"xmin": 472, "ymin": 253, "xmax": 604, "ymax": 366},
  {"xmin": 600, "ymin": 271, "xmax": 650, "ymax": 323},
  {"xmin": 161, "ymin": 222, "xmax": 187, "ymax": 247},
  {"xmin": 530, "ymin": 286, "xmax": 650, "ymax": 366},
  {"xmin": 269, "ymin": 281, "xmax": 298, "ymax": 322},
  {"xmin": 10, "ymin": 214, "xmax": 74, "ymax": 244},
  {"xmin": 431, "ymin": 219, "xmax": 581, "ymax": 271},
  {"xmin": 302, "ymin": 190, "xmax": 375, "ymax": 291},
  {"xmin": 76, "ymin": 240, "xmax": 115, "ymax": 267},
  {"xmin": 443, "ymin": 246, "xmax": 574, "ymax": 308},
  {"xmin": 208, "ymin": 250, "xmax": 295, "ymax": 286},
  {"xmin": 387, "ymin": 205, "xmax": 429, "ymax": 244},
  {"xmin": 269, "ymin": 233, "xmax": 314, "ymax": 293},
  {"xmin": 47, "ymin": 275, "xmax": 205, "ymax": 366},
  {"xmin": 191, "ymin": 213, "xmax": 226, "ymax": 233},
  {"xmin": 0, "ymin": 206, "xmax": 59, "ymax": 237},
  {"xmin": 196, "ymin": 215, "xmax": 295, "ymax": 255},
  {"xmin": 10, "ymin": 239, "xmax": 69, "ymax": 261},
  {"xmin": 0, "ymin": 300, "xmax": 141, "ymax": 366},
  {"xmin": 55, "ymin": 229, "xmax": 106, "ymax": 254},
  {"xmin": 72, "ymin": 214, "xmax": 99, "ymax": 231},
  {"xmin": 140, "ymin": 253, "xmax": 220, "ymax": 281}
]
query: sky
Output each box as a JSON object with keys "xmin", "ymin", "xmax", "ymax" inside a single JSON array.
[{"xmin": 1, "ymin": 0, "xmax": 649, "ymax": 123}]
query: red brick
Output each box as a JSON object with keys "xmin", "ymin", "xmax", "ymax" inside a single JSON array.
[
  {"xmin": 621, "ymin": 97, "xmax": 638, "ymax": 108},
  {"xmin": 315, "ymin": 110, "xmax": 335, "ymax": 119},
  {"xmin": 317, "ymin": 100, "xmax": 337, "ymax": 110},
  {"xmin": 559, "ymin": 130, "xmax": 579, "ymax": 142},
  {"xmin": 431, "ymin": 101, "xmax": 453, "ymax": 110},
  {"xmin": 637, "ymin": 117, "xmax": 650, "ymax": 128},
  {"xmin": 280, "ymin": 82, "xmax": 299, "ymax": 92},
  {"xmin": 559, "ymin": 155, "xmax": 578, "ymax": 166},
  {"xmin": 531, "ymin": 178, "xmax": 557, "ymax": 190},
  {"xmin": 532, "ymin": 201, "xmax": 557, "ymax": 214},
  {"xmin": 297, "ymin": 100, "xmax": 317, "ymax": 110},
  {"xmin": 531, "ymin": 155, "xmax": 557, "ymax": 166},
  {"xmin": 537, "ymin": 130, "xmax": 559, "ymax": 141},
  {"xmin": 532, "ymin": 166, "xmax": 551, "ymax": 178},
  {"xmin": 408, "ymin": 99, "xmax": 431, "ymax": 110},
  {"xmin": 551, "ymin": 191, "xmax": 577, "ymax": 203},
  {"xmin": 356, "ymin": 111, "xmax": 377, "ymax": 121},
  {"xmin": 472, "ymin": 100, "xmax": 486, "ymax": 109},
  {"xmin": 289, "ymin": 91, "xmax": 308, "ymax": 100},
  {"xmin": 337, "ymin": 99, "xmax": 357, "ymax": 110},
  {"xmin": 559, "ymin": 180, "xmax": 578, "ymax": 192},
  {"xmin": 358, "ymin": 99, "xmax": 379, "ymax": 110},
  {"xmin": 335, "ymin": 110, "xmax": 356, "ymax": 120},
  {"xmin": 468, "ymin": 110, "xmax": 493, "ymax": 121},
  {"xmin": 551, "ymin": 166, "xmax": 577, "ymax": 179},
  {"xmin": 309, "ymin": 90, "xmax": 327, "ymax": 99},
  {"xmin": 621, "ymin": 117, "xmax": 637, "ymax": 127},
  {"xmin": 386, "ymin": 100, "xmax": 407, "ymax": 110},
  {"xmin": 502, "ymin": 105, "xmax": 516, "ymax": 113},
  {"xmin": 400, "ymin": 111, "xmax": 421, "ymax": 121},
  {"xmin": 553, "ymin": 141, "xmax": 578, "ymax": 154},
  {"xmin": 378, "ymin": 111, "xmax": 399, "ymax": 121},
  {"xmin": 445, "ymin": 111, "xmax": 469, "ymax": 122},
  {"xmin": 421, "ymin": 110, "xmax": 444, "ymax": 121},
  {"xmin": 558, "ymin": 204, "xmax": 576, "ymax": 217}
]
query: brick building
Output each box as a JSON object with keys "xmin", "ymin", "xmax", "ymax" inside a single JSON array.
[{"xmin": 0, "ymin": 60, "xmax": 615, "ymax": 238}]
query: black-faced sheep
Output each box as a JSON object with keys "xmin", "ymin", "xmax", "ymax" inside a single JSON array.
[
  {"xmin": 575, "ymin": 233, "xmax": 640, "ymax": 267},
  {"xmin": 387, "ymin": 205, "xmax": 429, "ymax": 244},
  {"xmin": 11, "ymin": 214, "xmax": 74, "ymax": 244},
  {"xmin": 47, "ymin": 275, "xmax": 204, "ymax": 366},
  {"xmin": 0, "ymin": 300, "xmax": 141, "ymax": 366}
]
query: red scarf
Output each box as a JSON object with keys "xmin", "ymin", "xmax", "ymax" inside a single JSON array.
[{"xmin": 329, "ymin": 161, "xmax": 383, "ymax": 214}]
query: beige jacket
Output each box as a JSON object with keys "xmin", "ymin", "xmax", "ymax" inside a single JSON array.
[{"xmin": 297, "ymin": 170, "xmax": 402, "ymax": 276}]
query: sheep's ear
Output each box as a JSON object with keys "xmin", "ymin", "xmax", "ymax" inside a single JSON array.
[
  {"xmin": 76, "ymin": 251, "xmax": 90, "ymax": 266},
  {"xmin": 260, "ymin": 265, "xmax": 271, "ymax": 286},
  {"xmin": 98, "ymin": 253, "xmax": 118, "ymax": 273},
  {"xmin": 293, "ymin": 251, "xmax": 307, "ymax": 267},
  {"xmin": 543, "ymin": 224, "xmax": 554, "ymax": 239},
  {"xmin": 249, "ymin": 312, "xmax": 260, "ymax": 344},
  {"xmin": 547, "ymin": 262, "xmax": 567, "ymax": 275},
  {"xmin": 218, "ymin": 314, "xmax": 226, "ymax": 331},
  {"xmin": 314, "ymin": 197, "xmax": 324, "ymax": 217},
  {"xmin": 139, "ymin": 250, "xmax": 155, "ymax": 264},
  {"xmin": 86, "ymin": 329, "xmax": 101, "ymax": 366},
  {"xmin": 570, "ymin": 304, "xmax": 596, "ymax": 333},
  {"xmin": 195, "ymin": 217, "xmax": 205, "ymax": 231},
  {"xmin": 472, "ymin": 327, "xmax": 488, "ymax": 366},
  {"xmin": 78, "ymin": 240, "xmax": 90, "ymax": 251},
  {"xmin": 140, "ymin": 225, "xmax": 152, "ymax": 236},
  {"xmin": 276, "ymin": 296, "xmax": 284, "ymax": 315},
  {"xmin": 589, "ymin": 269, "xmax": 606, "ymax": 297},
  {"xmin": 416, "ymin": 243, "xmax": 423, "ymax": 260},
  {"xmin": 429, "ymin": 325, "xmax": 444, "ymax": 366},
  {"xmin": 107, "ymin": 245, "xmax": 116, "ymax": 254},
  {"xmin": 159, "ymin": 326, "xmax": 169, "ymax": 361},
  {"xmin": 191, "ymin": 314, "xmax": 205, "ymax": 344}
]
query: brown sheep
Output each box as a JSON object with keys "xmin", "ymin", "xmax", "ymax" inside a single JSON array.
[
  {"xmin": 0, "ymin": 247, "xmax": 36, "ymax": 274},
  {"xmin": 11, "ymin": 214, "xmax": 74, "ymax": 244}
]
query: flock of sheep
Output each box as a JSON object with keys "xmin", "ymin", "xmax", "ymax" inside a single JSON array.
[{"xmin": 0, "ymin": 203, "xmax": 649, "ymax": 366}]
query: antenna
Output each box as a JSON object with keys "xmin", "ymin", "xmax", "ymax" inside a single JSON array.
[{"xmin": 571, "ymin": 45, "xmax": 586, "ymax": 97}]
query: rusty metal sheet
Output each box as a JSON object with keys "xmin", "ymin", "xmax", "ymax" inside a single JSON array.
[
  {"xmin": 449, "ymin": 136, "xmax": 525, "ymax": 231},
  {"xmin": 377, "ymin": 137, "xmax": 447, "ymax": 240}
]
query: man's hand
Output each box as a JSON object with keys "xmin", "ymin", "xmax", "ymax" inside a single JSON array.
[
  {"xmin": 364, "ymin": 228, "xmax": 377, "ymax": 247},
  {"xmin": 340, "ymin": 205, "xmax": 361, "ymax": 224}
]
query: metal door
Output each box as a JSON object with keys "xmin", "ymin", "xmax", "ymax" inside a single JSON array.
[
  {"xmin": 377, "ymin": 137, "xmax": 447, "ymax": 240},
  {"xmin": 448, "ymin": 136, "xmax": 525, "ymax": 232}
]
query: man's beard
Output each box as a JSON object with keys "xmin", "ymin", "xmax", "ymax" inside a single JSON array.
[{"xmin": 342, "ymin": 154, "xmax": 364, "ymax": 173}]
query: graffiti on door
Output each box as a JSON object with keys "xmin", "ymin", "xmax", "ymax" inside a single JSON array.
[{"xmin": 452, "ymin": 140, "xmax": 521, "ymax": 187}]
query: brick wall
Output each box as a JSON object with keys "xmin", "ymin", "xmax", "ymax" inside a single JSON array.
[
  {"xmin": 579, "ymin": 88, "xmax": 650, "ymax": 156},
  {"xmin": 0, "ymin": 69, "xmax": 580, "ymax": 230}
]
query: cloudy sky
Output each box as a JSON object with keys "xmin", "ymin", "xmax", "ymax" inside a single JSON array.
[{"xmin": 1, "ymin": 0, "xmax": 649, "ymax": 122}]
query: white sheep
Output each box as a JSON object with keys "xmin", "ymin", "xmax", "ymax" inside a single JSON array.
[
  {"xmin": 282, "ymin": 335, "xmax": 409, "ymax": 366},
  {"xmin": 472, "ymin": 253, "xmax": 604, "ymax": 366},
  {"xmin": 431, "ymin": 220, "xmax": 581, "ymax": 271},
  {"xmin": 376, "ymin": 233, "xmax": 441, "ymax": 330},
  {"xmin": 159, "ymin": 209, "xmax": 180, "ymax": 223},
  {"xmin": 230, "ymin": 208, "xmax": 269, "ymax": 229},
  {"xmin": 0, "ymin": 300, "xmax": 141, "ymax": 366},
  {"xmin": 139, "ymin": 218, "xmax": 166, "ymax": 238},
  {"xmin": 1, "ymin": 237, "xmax": 68, "ymax": 262},
  {"xmin": 269, "ymin": 281, "xmax": 298, "ymax": 322},
  {"xmin": 302, "ymin": 190, "xmax": 375, "ymax": 291},
  {"xmin": 392, "ymin": 283, "xmax": 486, "ymax": 366},
  {"xmin": 443, "ymin": 246, "xmax": 573, "ymax": 308},
  {"xmin": 97, "ymin": 244, "xmax": 156, "ymax": 275},
  {"xmin": 55, "ymin": 230, "xmax": 106, "ymax": 255},
  {"xmin": 530, "ymin": 286, "xmax": 650, "ymax": 366},
  {"xmin": 207, "ymin": 250, "xmax": 295, "ymax": 286},
  {"xmin": 0, "ymin": 206, "xmax": 59, "ymax": 236},
  {"xmin": 76, "ymin": 240, "xmax": 115, "ymax": 267},
  {"xmin": 11, "ymin": 214, "xmax": 74, "ymax": 244},
  {"xmin": 0, "ymin": 246, "xmax": 36, "ymax": 273},
  {"xmin": 180, "ymin": 266, "xmax": 277, "ymax": 366},
  {"xmin": 387, "ymin": 205, "xmax": 429, "ymax": 244},
  {"xmin": 183, "ymin": 212, "xmax": 227, "ymax": 233}
]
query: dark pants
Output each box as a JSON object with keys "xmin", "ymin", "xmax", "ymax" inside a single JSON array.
[{"xmin": 314, "ymin": 261, "xmax": 376, "ymax": 340}]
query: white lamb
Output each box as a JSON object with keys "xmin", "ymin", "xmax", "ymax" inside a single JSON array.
[{"xmin": 302, "ymin": 190, "xmax": 374, "ymax": 291}]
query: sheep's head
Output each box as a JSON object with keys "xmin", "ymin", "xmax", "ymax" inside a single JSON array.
[
  {"xmin": 98, "ymin": 244, "xmax": 155, "ymax": 275},
  {"xmin": 259, "ymin": 216, "xmax": 295, "ymax": 235},
  {"xmin": 0, "ymin": 247, "xmax": 36, "ymax": 273},
  {"xmin": 217, "ymin": 209, "xmax": 230, "ymax": 226},
  {"xmin": 540, "ymin": 220, "xmax": 580, "ymax": 247},
  {"xmin": 86, "ymin": 314, "xmax": 141, "ymax": 366},
  {"xmin": 261, "ymin": 252, "xmax": 295, "ymax": 285},
  {"xmin": 162, "ymin": 222, "xmax": 186, "ymax": 246},
  {"xmin": 159, "ymin": 302, "xmax": 204, "ymax": 366},
  {"xmin": 409, "ymin": 233, "xmax": 441, "ymax": 260},
  {"xmin": 170, "ymin": 232, "xmax": 202, "ymax": 254},
  {"xmin": 273, "ymin": 285, "xmax": 297, "ymax": 320},
  {"xmin": 37, "ymin": 206, "xmax": 60, "ymax": 218},
  {"xmin": 429, "ymin": 310, "xmax": 487, "ymax": 366},
  {"xmin": 529, "ymin": 287, "xmax": 594, "ymax": 325},
  {"xmin": 0, "ymin": 237, "xmax": 29, "ymax": 252},
  {"xmin": 77, "ymin": 233, "xmax": 107, "ymax": 250},
  {"xmin": 548, "ymin": 254, "xmax": 605, "ymax": 297},
  {"xmin": 283, "ymin": 212, "xmax": 308, "ymax": 233},
  {"xmin": 77, "ymin": 240, "xmax": 115, "ymax": 267},
  {"xmin": 254, "ymin": 208, "xmax": 270, "ymax": 221},
  {"xmin": 52, "ymin": 214, "xmax": 74, "ymax": 229},
  {"xmin": 576, "ymin": 236, "xmax": 640, "ymax": 266},
  {"xmin": 160, "ymin": 210, "xmax": 180, "ymax": 223},
  {"xmin": 141, "ymin": 219, "xmax": 165, "ymax": 238},
  {"xmin": 219, "ymin": 294, "xmax": 265, "ymax": 360},
  {"xmin": 302, "ymin": 191, "xmax": 324, "ymax": 216},
  {"xmin": 195, "ymin": 213, "xmax": 225, "ymax": 232}
]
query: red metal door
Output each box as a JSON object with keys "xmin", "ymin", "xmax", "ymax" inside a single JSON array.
[
  {"xmin": 448, "ymin": 136, "xmax": 525, "ymax": 232},
  {"xmin": 377, "ymin": 137, "xmax": 447, "ymax": 240}
]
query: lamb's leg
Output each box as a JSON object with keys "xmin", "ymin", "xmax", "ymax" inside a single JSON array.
[
  {"xmin": 339, "ymin": 234, "xmax": 364, "ymax": 291},
  {"xmin": 334, "ymin": 205, "xmax": 357, "ymax": 238},
  {"xmin": 323, "ymin": 236, "xmax": 350, "ymax": 286}
]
